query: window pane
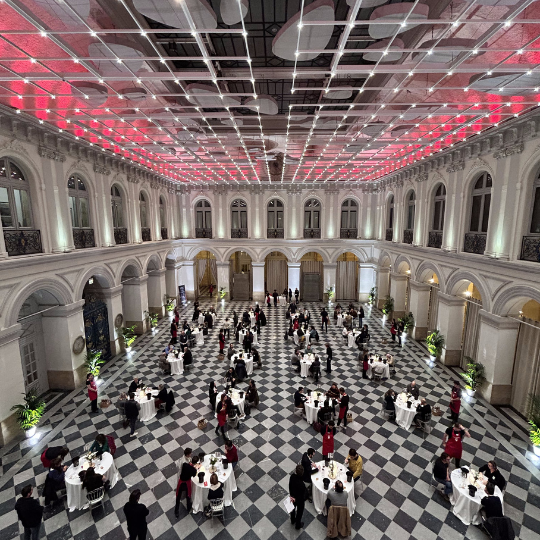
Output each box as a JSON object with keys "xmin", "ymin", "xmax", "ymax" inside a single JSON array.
[
  {"xmin": 277, "ymin": 200, "xmax": 283, "ymax": 207},
  {"xmin": 531, "ymin": 188, "xmax": 540, "ymax": 233},
  {"xmin": 350, "ymin": 211, "xmax": 357, "ymax": 228},
  {"xmin": 68, "ymin": 176, "xmax": 76, "ymax": 189},
  {"xmin": 0, "ymin": 186, "xmax": 13, "ymax": 227},
  {"xmin": 240, "ymin": 211, "xmax": 247, "ymax": 229},
  {"xmin": 268, "ymin": 200, "xmax": 274, "ymax": 208},
  {"xmin": 481, "ymin": 194, "xmax": 491, "ymax": 233},
  {"xmin": 433, "ymin": 201, "xmax": 441, "ymax": 230},
  {"xmin": 441, "ymin": 200, "xmax": 445, "ymax": 230},
  {"xmin": 470, "ymin": 195, "xmax": 482, "ymax": 232},
  {"xmin": 277, "ymin": 211, "xmax": 283, "ymax": 228},
  {"xmin": 205, "ymin": 210, "xmax": 211, "ymax": 228},
  {"xmin": 160, "ymin": 207, "xmax": 165, "ymax": 228},
  {"xmin": 341, "ymin": 210, "xmax": 348, "ymax": 229},
  {"xmin": 486, "ymin": 174, "xmax": 492, "ymax": 188},
  {"xmin": 313, "ymin": 211, "xmax": 319, "ymax": 229},
  {"xmin": 13, "ymin": 189, "xmax": 31, "ymax": 227},
  {"xmin": 77, "ymin": 177, "xmax": 86, "ymax": 191},
  {"xmin": 0, "ymin": 159, "xmax": 6, "ymax": 178},
  {"xmin": 232, "ymin": 211, "xmax": 238, "ymax": 229},
  {"xmin": 140, "ymin": 204, "xmax": 147, "ymax": 227},
  {"xmin": 304, "ymin": 210, "xmax": 311, "ymax": 229},
  {"xmin": 196, "ymin": 211, "xmax": 203, "ymax": 229},
  {"xmin": 9, "ymin": 162, "xmax": 24, "ymax": 181},
  {"xmin": 69, "ymin": 195, "xmax": 77, "ymax": 227},
  {"xmin": 268, "ymin": 211, "xmax": 275, "ymax": 229},
  {"xmin": 80, "ymin": 197, "xmax": 89, "ymax": 228},
  {"xmin": 388, "ymin": 207, "xmax": 394, "ymax": 229},
  {"xmin": 408, "ymin": 204, "xmax": 415, "ymax": 230}
]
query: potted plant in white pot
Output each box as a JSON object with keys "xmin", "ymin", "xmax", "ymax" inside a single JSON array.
[
  {"xmin": 527, "ymin": 393, "xmax": 540, "ymax": 456},
  {"xmin": 84, "ymin": 349, "xmax": 105, "ymax": 378},
  {"xmin": 460, "ymin": 358, "xmax": 485, "ymax": 397},
  {"xmin": 382, "ymin": 296, "xmax": 394, "ymax": 322},
  {"xmin": 145, "ymin": 311, "xmax": 159, "ymax": 333},
  {"xmin": 398, "ymin": 312, "xmax": 415, "ymax": 337},
  {"xmin": 121, "ymin": 325, "xmax": 136, "ymax": 352},
  {"xmin": 164, "ymin": 296, "xmax": 175, "ymax": 317},
  {"xmin": 367, "ymin": 287, "xmax": 377, "ymax": 308},
  {"xmin": 426, "ymin": 330, "xmax": 445, "ymax": 362},
  {"xmin": 11, "ymin": 389, "xmax": 46, "ymax": 438}
]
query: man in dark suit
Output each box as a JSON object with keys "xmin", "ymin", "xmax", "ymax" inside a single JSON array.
[
  {"xmin": 301, "ymin": 448, "xmax": 318, "ymax": 502},
  {"xmin": 183, "ymin": 347, "xmax": 193, "ymax": 367},
  {"xmin": 15, "ymin": 485, "xmax": 43, "ymax": 540},
  {"xmin": 325, "ymin": 342, "xmax": 332, "ymax": 373},
  {"xmin": 406, "ymin": 380, "xmax": 420, "ymax": 400},
  {"xmin": 124, "ymin": 489, "xmax": 149, "ymax": 540},
  {"xmin": 289, "ymin": 465, "xmax": 307, "ymax": 530},
  {"xmin": 273, "ymin": 289, "xmax": 278, "ymax": 306}
]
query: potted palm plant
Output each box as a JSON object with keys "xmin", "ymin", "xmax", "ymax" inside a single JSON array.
[
  {"xmin": 368, "ymin": 287, "xmax": 377, "ymax": 307},
  {"xmin": 84, "ymin": 349, "xmax": 105, "ymax": 377},
  {"xmin": 11, "ymin": 389, "xmax": 46, "ymax": 438},
  {"xmin": 164, "ymin": 296, "xmax": 175, "ymax": 316},
  {"xmin": 398, "ymin": 312, "xmax": 415, "ymax": 337},
  {"xmin": 145, "ymin": 311, "xmax": 159, "ymax": 333},
  {"xmin": 121, "ymin": 325, "xmax": 136, "ymax": 352},
  {"xmin": 382, "ymin": 296, "xmax": 394, "ymax": 319},
  {"xmin": 426, "ymin": 330, "xmax": 445, "ymax": 362},
  {"xmin": 460, "ymin": 358, "xmax": 485, "ymax": 397},
  {"xmin": 528, "ymin": 393, "xmax": 540, "ymax": 456}
]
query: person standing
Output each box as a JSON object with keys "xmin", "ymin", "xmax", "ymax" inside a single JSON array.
[
  {"xmin": 125, "ymin": 393, "xmax": 140, "ymax": 438},
  {"xmin": 336, "ymin": 387, "xmax": 349, "ymax": 428},
  {"xmin": 86, "ymin": 373, "xmax": 98, "ymax": 414},
  {"xmin": 442, "ymin": 422, "xmax": 471, "ymax": 468},
  {"xmin": 358, "ymin": 305, "xmax": 364, "ymax": 328},
  {"xmin": 219, "ymin": 330, "xmax": 225, "ymax": 355},
  {"xmin": 449, "ymin": 380, "xmax": 462, "ymax": 422},
  {"xmin": 289, "ymin": 465, "xmax": 307, "ymax": 530},
  {"xmin": 322, "ymin": 421, "xmax": 336, "ymax": 459},
  {"xmin": 209, "ymin": 284, "xmax": 214, "ymax": 297},
  {"xmin": 295, "ymin": 288, "xmax": 299, "ymax": 303},
  {"xmin": 273, "ymin": 289, "xmax": 278, "ymax": 306},
  {"xmin": 390, "ymin": 319, "xmax": 397, "ymax": 341},
  {"xmin": 215, "ymin": 404, "xmax": 227, "ymax": 437},
  {"xmin": 124, "ymin": 489, "xmax": 149, "ymax": 539},
  {"xmin": 325, "ymin": 342, "xmax": 332, "ymax": 374},
  {"xmin": 321, "ymin": 307, "xmax": 329, "ymax": 333},
  {"xmin": 362, "ymin": 351, "xmax": 369, "ymax": 380},
  {"xmin": 15, "ymin": 485, "xmax": 43, "ymax": 540},
  {"xmin": 170, "ymin": 319, "xmax": 178, "ymax": 344},
  {"xmin": 225, "ymin": 439, "xmax": 239, "ymax": 469},
  {"xmin": 397, "ymin": 320, "xmax": 404, "ymax": 346},
  {"xmin": 288, "ymin": 288, "xmax": 293, "ymax": 302}
]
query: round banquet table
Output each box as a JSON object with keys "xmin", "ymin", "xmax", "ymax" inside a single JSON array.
[
  {"xmin": 300, "ymin": 354, "xmax": 315, "ymax": 378},
  {"xmin": 239, "ymin": 329, "xmax": 258, "ymax": 345},
  {"xmin": 65, "ymin": 452, "xmax": 118, "ymax": 511},
  {"xmin": 394, "ymin": 395, "xmax": 421, "ymax": 429},
  {"xmin": 198, "ymin": 314, "xmax": 204, "ymax": 325},
  {"xmin": 305, "ymin": 392, "xmax": 325, "ymax": 424},
  {"xmin": 168, "ymin": 353, "xmax": 184, "ymax": 375},
  {"xmin": 347, "ymin": 331, "xmax": 361, "ymax": 348},
  {"xmin": 134, "ymin": 389, "xmax": 158, "ymax": 422},
  {"xmin": 312, "ymin": 461, "xmax": 356, "ymax": 516},
  {"xmin": 366, "ymin": 361, "xmax": 390, "ymax": 379},
  {"xmin": 336, "ymin": 314, "xmax": 344, "ymax": 327},
  {"xmin": 279, "ymin": 295, "xmax": 287, "ymax": 305},
  {"xmin": 450, "ymin": 469, "xmax": 504, "ymax": 525},
  {"xmin": 215, "ymin": 388, "xmax": 246, "ymax": 416},
  {"xmin": 192, "ymin": 328, "xmax": 203, "ymax": 345},
  {"xmin": 249, "ymin": 313, "xmax": 256, "ymax": 326},
  {"xmin": 191, "ymin": 454, "xmax": 237, "ymax": 513},
  {"xmin": 230, "ymin": 353, "xmax": 253, "ymax": 376}
]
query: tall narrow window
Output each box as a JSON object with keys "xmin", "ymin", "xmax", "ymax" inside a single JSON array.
[
  {"xmin": 0, "ymin": 158, "xmax": 41, "ymax": 255},
  {"xmin": 195, "ymin": 200, "xmax": 212, "ymax": 238},
  {"xmin": 267, "ymin": 199, "xmax": 284, "ymax": 238},
  {"xmin": 231, "ymin": 199, "xmax": 248, "ymax": 238},
  {"xmin": 159, "ymin": 195, "xmax": 167, "ymax": 239},
  {"xmin": 386, "ymin": 195, "xmax": 394, "ymax": 241},
  {"xmin": 304, "ymin": 198, "xmax": 321, "ymax": 238},
  {"xmin": 140, "ymin": 192, "xmax": 151, "ymax": 241},
  {"xmin": 340, "ymin": 199, "xmax": 358, "ymax": 238},
  {"xmin": 403, "ymin": 191, "xmax": 415, "ymax": 244},
  {"xmin": 428, "ymin": 184, "xmax": 446, "ymax": 248},
  {"xmin": 110, "ymin": 184, "xmax": 127, "ymax": 245},
  {"xmin": 68, "ymin": 174, "xmax": 94, "ymax": 248},
  {"xmin": 464, "ymin": 173, "xmax": 491, "ymax": 254},
  {"xmin": 520, "ymin": 173, "xmax": 540, "ymax": 262}
]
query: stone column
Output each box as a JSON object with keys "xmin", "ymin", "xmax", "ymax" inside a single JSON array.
[
  {"xmin": 323, "ymin": 263, "xmax": 337, "ymax": 302},
  {"xmin": 408, "ymin": 281, "xmax": 431, "ymax": 340},
  {"xmin": 389, "ymin": 273, "xmax": 408, "ymax": 318},
  {"xmin": 216, "ymin": 262, "xmax": 230, "ymax": 300},
  {"xmin": 436, "ymin": 292, "xmax": 466, "ymax": 366},
  {"xmin": 121, "ymin": 275, "xmax": 149, "ymax": 334},
  {"xmin": 180, "ymin": 261, "xmax": 196, "ymax": 301},
  {"xmin": 476, "ymin": 310, "xmax": 520, "ymax": 404},
  {"xmin": 288, "ymin": 262, "xmax": 301, "ymax": 292},
  {"xmin": 358, "ymin": 263, "xmax": 376, "ymax": 303},
  {"xmin": 376, "ymin": 267, "xmax": 390, "ymax": 309},
  {"xmin": 42, "ymin": 300, "xmax": 87, "ymax": 389},
  {"xmin": 165, "ymin": 263, "xmax": 180, "ymax": 299},
  {"xmin": 0, "ymin": 325, "xmax": 25, "ymax": 446},
  {"xmin": 147, "ymin": 269, "xmax": 166, "ymax": 317},
  {"xmin": 252, "ymin": 262, "xmax": 265, "ymax": 302},
  {"xmin": 99, "ymin": 285, "xmax": 124, "ymax": 356}
]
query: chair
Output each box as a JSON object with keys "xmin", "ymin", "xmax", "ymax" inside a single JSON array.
[
  {"xmin": 380, "ymin": 400, "xmax": 395, "ymax": 420},
  {"xmin": 227, "ymin": 414, "xmax": 239, "ymax": 429},
  {"xmin": 429, "ymin": 459, "xmax": 444, "ymax": 492},
  {"xmin": 416, "ymin": 413, "xmax": 432, "ymax": 440},
  {"xmin": 188, "ymin": 337, "xmax": 196, "ymax": 348},
  {"xmin": 482, "ymin": 516, "xmax": 515, "ymax": 540},
  {"xmin": 293, "ymin": 400, "xmax": 304, "ymax": 418},
  {"xmin": 86, "ymin": 486, "xmax": 105, "ymax": 509},
  {"xmin": 390, "ymin": 360, "xmax": 397, "ymax": 378},
  {"xmin": 209, "ymin": 497, "xmax": 225, "ymax": 520},
  {"xmin": 327, "ymin": 505, "xmax": 351, "ymax": 539},
  {"xmin": 372, "ymin": 366, "xmax": 384, "ymax": 382}
]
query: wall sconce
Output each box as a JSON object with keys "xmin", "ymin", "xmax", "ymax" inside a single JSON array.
[{"xmin": 464, "ymin": 291, "xmax": 472, "ymax": 297}]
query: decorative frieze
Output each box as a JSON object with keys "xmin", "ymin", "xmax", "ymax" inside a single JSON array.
[
  {"xmin": 93, "ymin": 163, "xmax": 111, "ymax": 175},
  {"xmin": 416, "ymin": 172, "xmax": 428, "ymax": 182},
  {"xmin": 493, "ymin": 142, "xmax": 524, "ymax": 159},
  {"xmin": 127, "ymin": 175, "xmax": 140, "ymax": 184},
  {"xmin": 38, "ymin": 146, "xmax": 66, "ymax": 162},
  {"xmin": 446, "ymin": 161, "xmax": 465, "ymax": 173}
]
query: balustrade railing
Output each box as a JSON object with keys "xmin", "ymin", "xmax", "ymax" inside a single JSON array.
[{"xmin": 3, "ymin": 229, "xmax": 43, "ymax": 256}]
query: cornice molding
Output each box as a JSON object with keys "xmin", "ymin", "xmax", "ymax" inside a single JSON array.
[
  {"xmin": 493, "ymin": 142, "xmax": 524, "ymax": 159},
  {"xmin": 38, "ymin": 146, "xmax": 66, "ymax": 162}
]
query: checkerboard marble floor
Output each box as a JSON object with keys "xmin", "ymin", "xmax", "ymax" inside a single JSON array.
[{"xmin": 1, "ymin": 300, "xmax": 539, "ymax": 540}]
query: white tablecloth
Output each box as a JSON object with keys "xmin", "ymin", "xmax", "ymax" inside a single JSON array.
[
  {"xmin": 249, "ymin": 313, "xmax": 256, "ymax": 326},
  {"xmin": 239, "ymin": 329, "xmax": 258, "ymax": 345},
  {"xmin": 293, "ymin": 330, "xmax": 309, "ymax": 347},
  {"xmin": 168, "ymin": 353, "xmax": 184, "ymax": 375},
  {"xmin": 300, "ymin": 354, "xmax": 315, "ymax": 378},
  {"xmin": 395, "ymin": 396, "xmax": 421, "ymax": 429},
  {"xmin": 193, "ymin": 329, "xmax": 203, "ymax": 345},
  {"xmin": 366, "ymin": 361, "xmax": 390, "ymax": 379},
  {"xmin": 312, "ymin": 461, "xmax": 355, "ymax": 516},
  {"xmin": 198, "ymin": 314, "xmax": 204, "ymax": 325},
  {"xmin": 65, "ymin": 452, "xmax": 118, "ymax": 511},
  {"xmin": 305, "ymin": 393, "xmax": 325, "ymax": 424},
  {"xmin": 135, "ymin": 389, "xmax": 158, "ymax": 422},
  {"xmin": 230, "ymin": 354, "xmax": 253, "ymax": 376},
  {"xmin": 336, "ymin": 314, "xmax": 344, "ymax": 326},
  {"xmin": 450, "ymin": 469, "xmax": 504, "ymax": 525},
  {"xmin": 279, "ymin": 296, "xmax": 287, "ymax": 305},
  {"xmin": 191, "ymin": 454, "xmax": 237, "ymax": 513},
  {"xmin": 215, "ymin": 389, "xmax": 246, "ymax": 416},
  {"xmin": 347, "ymin": 331, "xmax": 361, "ymax": 348}
]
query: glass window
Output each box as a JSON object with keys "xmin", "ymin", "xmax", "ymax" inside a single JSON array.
[
  {"xmin": 231, "ymin": 199, "xmax": 247, "ymax": 231},
  {"xmin": 530, "ymin": 185, "xmax": 540, "ymax": 234},
  {"xmin": 341, "ymin": 199, "xmax": 358, "ymax": 230},
  {"xmin": 469, "ymin": 172, "xmax": 492, "ymax": 234},
  {"xmin": 387, "ymin": 195, "xmax": 394, "ymax": 229},
  {"xmin": 406, "ymin": 191, "xmax": 415, "ymax": 230},
  {"xmin": 111, "ymin": 184, "xmax": 123, "ymax": 228},
  {"xmin": 196, "ymin": 200, "xmax": 211, "ymax": 229},
  {"xmin": 304, "ymin": 198, "xmax": 321, "ymax": 230},
  {"xmin": 0, "ymin": 159, "xmax": 33, "ymax": 229},
  {"xmin": 68, "ymin": 174, "xmax": 90, "ymax": 229},
  {"xmin": 432, "ymin": 184, "xmax": 446, "ymax": 231},
  {"xmin": 139, "ymin": 192, "xmax": 148, "ymax": 228},
  {"xmin": 267, "ymin": 199, "xmax": 284, "ymax": 234}
]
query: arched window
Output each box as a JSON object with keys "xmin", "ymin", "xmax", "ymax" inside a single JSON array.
[
  {"xmin": 110, "ymin": 184, "xmax": 127, "ymax": 245},
  {"xmin": 304, "ymin": 198, "xmax": 321, "ymax": 238},
  {"xmin": 428, "ymin": 184, "xmax": 446, "ymax": 248},
  {"xmin": 231, "ymin": 199, "xmax": 248, "ymax": 238},
  {"xmin": 403, "ymin": 191, "xmax": 415, "ymax": 244},
  {"xmin": 267, "ymin": 199, "xmax": 284, "ymax": 238},
  {"xmin": 195, "ymin": 199, "xmax": 212, "ymax": 238},
  {"xmin": 0, "ymin": 158, "xmax": 41, "ymax": 255},
  {"xmin": 464, "ymin": 172, "xmax": 491, "ymax": 254},
  {"xmin": 68, "ymin": 174, "xmax": 94, "ymax": 249},
  {"xmin": 140, "ymin": 192, "xmax": 151, "ymax": 241},
  {"xmin": 521, "ymin": 172, "xmax": 540, "ymax": 261},
  {"xmin": 386, "ymin": 195, "xmax": 394, "ymax": 241},
  {"xmin": 159, "ymin": 195, "xmax": 167, "ymax": 239},
  {"xmin": 340, "ymin": 199, "xmax": 358, "ymax": 238}
]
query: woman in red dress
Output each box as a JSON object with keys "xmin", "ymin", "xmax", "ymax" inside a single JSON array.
[
  {"xmin": 449, "ymin": 381, "xmax": 462, "ymax": 422},
  {"xmin": 442, "ymin": 422, "xmax": 471, "ymax": 467},
  {"xmin": 322, "ymin": 420, "xmax": 337, "ymax": 459},
  {"xmin": 86, "ymin": 373, "xmax": 98, "ymax": 413},
  {"xmin": 293, "ymin": 318, "xmax": 299, "ymax": 330},
  {"xmin": 170, "ymin": 320, "xmax": 178, "ymax": 344},
  {"xmin": 219, "ymin": 331, "xmax": 225, "ymax": 355}
]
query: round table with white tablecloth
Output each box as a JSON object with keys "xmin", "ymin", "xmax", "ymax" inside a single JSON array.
[
  {"xmin": 366, "ymin": 361, "xmax": 390, "ymax": 379},
  {"xmin": 336, "ymin": 314, "xmax": 344, "ymax": 327},
  {"xmin": 394, "ymin": 394, "xmax": 420, "ymax": 429},
  {"xmin": 168, "ymin": 353, "xmax": 184, "ymax": 375},
  {"xmin": 191, "ymin": 454, "xmax": 237, "ymax": 513},
  {"xmin": 192, "ymin": 328, "xmax": 203, "ymax": 345},
  {"xmin": 239, "ymin": 329, "xmax": 258, "ymax": 345},
  {"xmin": 312, "ymin": 461, "xmax": 356, "ymax": 516},
  {"xmin": 304, "ymin": 392, "xmax": 325, "ymax": 424},
  {"xmin": 279, "ymin": 295, "xmax": 287, "ymax": 305},
  {"xmin": 347, "ymin": 331, "xmax": 361, "ymax": 348},
  {"xmin": 450, "ymin": 469, "xmax": 504, "ymax": 525},
  {"xmin": 65, "ymin": 452, "xmax": 118, "ymax": 511},
  {"xmin": 134, "ymin": 389, "xmax": 158, "ymax": 422},
  {"xmin": 198, "ymin": 314, "xmax": 204, "ymax": 325},
  {"xmin": 230, "ymin": 353, "xmax": 253, "ymax": 376},
  {"xmin": 215, "ymin": 388, "xmax": 246, "ymax": 416},
  {"xmin": 249, "ymin": 312, "xmax": 256, "ymax": 326},
  {"xmin": 300, "ymin": 353, "xmax": 315, "ymax": 378},
  {"xmin": 293, "ymin": 330, "xmax": 309, "ymax": 347}
]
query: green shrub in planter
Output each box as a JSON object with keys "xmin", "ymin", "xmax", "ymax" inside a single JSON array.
[
  {"xmin": 121, "ymin": 325, "xmax": 137, "ymax": 348},
  {"xmin": 528, "ymin": 394, "xmax": 540, "ymax": 455},
  {"xmin": 84, "ymin": 349, "xmax": 105, "ymax": 377},
  {"xmin": 382, "ymin": 296, "xmax": 394, "ymax": 316},
  {"xmin": 460, "ymin": 358, "xmax": 485, "ymax": 392},
  {"xmin": 145, "ymin": 310, "xmax": 158, "ymax": 328},
  {"xmin": 399, "ymin": 312, "xmax": 415, "ymax": 332},
  {"xmin": 426, "ymin": 330, "xmax": 445, "ymax": 358},
  {"xmin": 11, "ymin": 389, "xmax": 46, "ymax": 433},
  {"xmin": 368, "ymin": 287, "xmax": 377, "ymax": 306}
]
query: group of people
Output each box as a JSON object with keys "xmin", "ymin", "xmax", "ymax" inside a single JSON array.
[{"xmin": 334, "ymin": 303, "xmax": 365, "ymax": 329}]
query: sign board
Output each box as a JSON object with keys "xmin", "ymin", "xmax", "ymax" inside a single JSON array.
[{"xmin": 178, "ymin": 285, "xmax": 186, "ymax": 304}]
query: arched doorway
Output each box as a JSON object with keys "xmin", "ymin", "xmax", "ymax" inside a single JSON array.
[
  {"xmin": 300, "ymin": 252, "xmax": 323, "ymax": 301},
  {"xmin": 195, "ymin": 250, "xmax": 217, "ymax": 298},
  {"xmin": 229, "ymin": 251, "xmax": 252, "ymax": 301},
  {"xmin": 82, "ymin": 277, "xmax": 112, "ymax": 360},
  {"xmin": 336, "ymin": 252, "xmax": 359, "ymax": 301},
  {"xmin": 264, "ymin": 251, "xmax": 288, "ymax": 295},
  {"xmin": 17, "ymin": 289, "xmax": 62, "ymax": 393}
]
